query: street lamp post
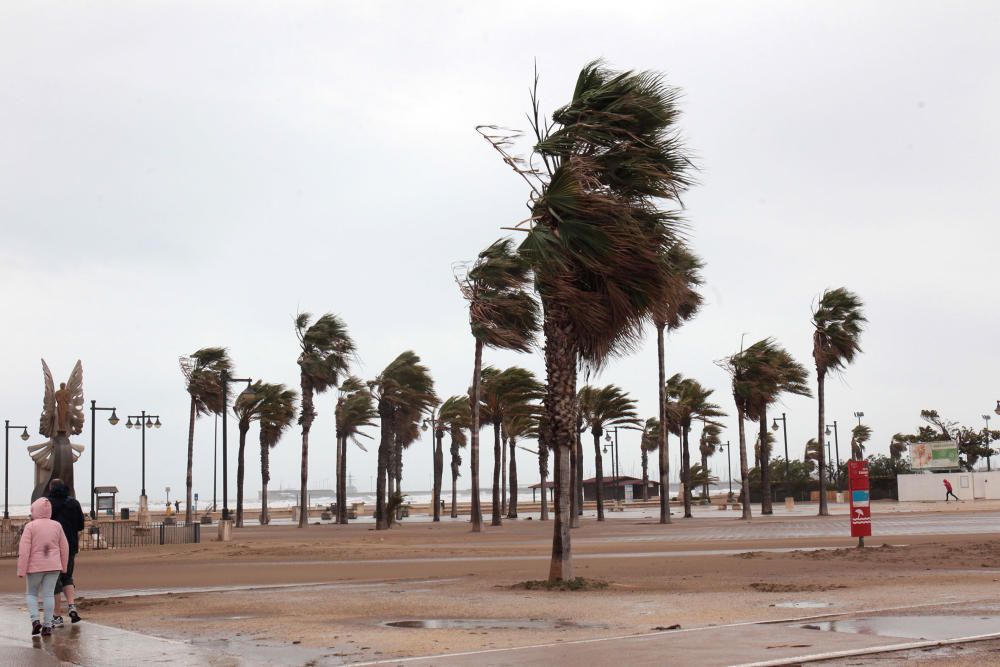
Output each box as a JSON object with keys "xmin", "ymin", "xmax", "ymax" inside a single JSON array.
[
  {"xmin": 421, "ymin": 409, "xmax": 442, "ymax": 522},
  {"xmin": 126, "ymin": 411, "xmax": 161, "ymax": 522},
  {"xmin": 853, "ymin": 411, "xmax": 864, "ymax": 427},
  {"xmin": 771, "ymin": 413, "xmax": 789, "ymax": 476},
  {"xmin": 984, "ymin": 414, "xmax": 993, "ymax": 472},
  {"xmin": 89, "ymin": 401, "xmax": 119, "ymax": 519},
  {"xmin": 4, "ymin": 421, "xmax": 30, "ymax": 522},
  {"xmin": 604, "ymin": 427, "xmax": 628, "ymax": 501},
  {"xmin": 718, "ymin": 441, "xmax": 733, "ymax": 497},
  {"xmin": 825, "ymin": 421, "xmax": 840, "ymax": 487},
  {"xmin": 220, "ymin": 372, "xmax": 251, "ymax": 522}
]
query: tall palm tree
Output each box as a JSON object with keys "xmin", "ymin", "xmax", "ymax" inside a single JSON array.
[
  {"xmin": 804, "ymin": 438, "xmax": 822, "ymax": 473},
  {"xmin": 439, "ymin": 395, "xmax": 470, "ymax": 519},
  {"xmin": 651, "ymin": 244, "xmax": 704, "ymax": 525},
  {"xmin": 370, "ymin": 351, "xmax": 436, "ymax": 530},
  {"xmin": 295, "ymin": 313, "xmax": 355, "ymax": 528},
  {"xmin": 256, "ymin": 384, "xmax": 297, "ymax": 525},
  {"xmin": 459, "ymin": 239, "xmax": 539, "ymax": 533},
  {"xmin": 744, "ymin": 343, "xmax": 810, "ymax": 515},
  {"xmin": 699, "ymin": 422, "xmax": 722, "ymax": 501},
  {"xmin": 640, "ymin": 418, "xmax": 661, "ymax": 502},
  {"xmin": 179, "ymin": 347, "xmax": 232, "ymax": 526},
  {"xmin": 851, "ymin": 424, "xmax": 872, "ymax": 460},
  {"xmin": 480, "ymin": 366, "xmax": 541, "ymax": 526},
  {"xmin": 664, "ymin": 374, "xmax": 725, "ymax": 518},
  {"xmin": 334, "ymin": 377, "xmax": 376, "ymax": 524},
  {"xmin": 812, "ymin": 288, "xmax": 866, "ymax": 516},
  {"xmin": 480, "ymin": 62, "xmax": 693, "ymax": 580},
  {"xmin": 233, "ymin": 381, "xmax": 269, "ymax": 528},
  {"xmin": 578, "ymin": 385, "xmax": 640, "ymax": 520}
]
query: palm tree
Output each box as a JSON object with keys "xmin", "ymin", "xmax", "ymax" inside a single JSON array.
[
  {"xmin": 537, "ymin": 411, "xmax": 552, "ymax": 520},
  {"xmin": 804, "ymin": 438, "xmax": 822, "ymax": 473},
  {"xmin": 578, "ymin": 385, "xmax": 640, "ymax": 520},
  {"xmin": 370, "ymin": 351, "xmax": 436, "ymax": 530},
  {"xmin": 687, "ymin": 463, "xmax": 719, "ymax": 496},
  {"xmin": 334, "ymin": 377, "xmax": 376, "ymax": 524},
  {"xmin": 812, "ymin": 288, "xmax": 866, "ymax": 516},
  {"xmin": 480, "ymin": 366, "xmax": 542, "ymax": 526},
  {"xmin": 179, "ymin": 347, "xmax": 232, "ymax": 526},
  {"xmin": 503, "ymin": 404, "xmax": 541, "ymax": 518},
  {"xmin": 699, "ymin": 422, "xmax": 722, "ymax": 501},
  {"xmin": 651, "ymin": 244, "xmax": 704, "ymax": 524},
  {"xmin": 480, "ymin": 62, "xmax": 693, "ymax": 580},
  {"xmin": 851, "ymin": 424, "xmax": 872, "ymax": 460},
  {"xmin": 256, "ymin": 384, "xmax": 297, "ymax": 525},
  {"xmin": 233, "ymin": 381, "xmax": 270, "ymax": 528},
  {"xmin": 459, "ymin": 239, "xmax": 539, "ymax": 533},
  {"xmin": 719, "ymin": 339, "xmax": 769, "ymax": 521},
  {"xmin": 744, "ymin": 343, "xmax": 810, "ymax": 515},
  {"xmin": 640, "ymin": 418, "xmax": 661, "ymax": 502},
  {"xmin": 295, "ymin": 313, "xmax": 355, "ymax": 528},
  {"xmin": 664, "ymin": 374, "xmax": 725, "ymax": 518},
  {"xmin": 439, "ymin": 395, "xmax": 470, "ymax": 519},
  {"xmin": 427, "ymin": 402, "xmax": 445, "ymax": 522}
]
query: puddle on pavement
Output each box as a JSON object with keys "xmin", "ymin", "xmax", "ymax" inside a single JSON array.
[
  {"xmin": 773, "ymin": 601, "xmax": 833, "ymax": 609},
  {"xmin": 179, "ymin": 615, "xmax": 258, "ymax": 621},
  {"xmin": 384, "ymin": 618, "xmax": 599, "ymax": 630},
  {"xmin": 800, "ymin": 615, "xmax": 1000, "ymax": 640}
]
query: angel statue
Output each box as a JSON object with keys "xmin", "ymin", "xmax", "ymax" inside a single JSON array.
[{"xmin": 28, "ymin": 359, "xmax": 86, "ymax": 501}]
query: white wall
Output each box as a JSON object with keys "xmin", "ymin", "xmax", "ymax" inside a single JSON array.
[
  {"xmin": 974, "ymin": 471, "xmax": 1000, "ymax": 499},
  {"xmin": 897, "ymin": 472, "xmax": 974, "ymax": 501}
]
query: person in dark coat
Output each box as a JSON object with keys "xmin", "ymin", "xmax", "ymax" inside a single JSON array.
[{"xmin": 47, "ymin": 479, "xmax": 85, "ymax": 624}]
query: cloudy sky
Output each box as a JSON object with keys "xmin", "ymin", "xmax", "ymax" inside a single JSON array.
[{"xmin": 2, "ymin": 2, "xmax": 998, "ymax": 509}]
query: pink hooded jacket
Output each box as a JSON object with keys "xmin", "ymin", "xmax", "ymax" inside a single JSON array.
[{"xmin": 17, "ymin": 498, "xmax": 69, "ymax": 577}]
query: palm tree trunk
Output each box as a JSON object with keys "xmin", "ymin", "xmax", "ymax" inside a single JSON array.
[
  {"xmin": 539, "ymin": 445, "xmax": 549, "ymax": 521},
  {"xmin": 433, "ymin": 429, "xmax": 443, "ymax": 522},
  {"xmin": 576, "ymin": 431, "xmax": 584, "ymax": 517},
  {"xmin": 450, "ymin": 433, "xmax": 460, "ymax": 519},
  {"xmin": 334, "ymin": 413, "xmax": 342, "ymax": 523},
  {"xmin": 737, "ymin": 407, "xmax": 752, "ymax": 520},
  {"xmin": 299, "ymin": 375, "xmax": 314, "ymax": 529},
  {"xmin": 491, "ymin": 420, "xmax": 503, "ymax": 526},
  {"xmin": 185, "ymin": 396, "xmax": 196, "ymax": 526},
  {"xmin": 682, "ymin": 426, "xmax": 692, "ymax": 518},
  {"xmin": 700, "ymin": 450, "xmax": 709, "ymax": 500},
  {"xmin": 260, "ymin": 435, "xmax": 270, "ymax": 525},
  {"xmin": 545, "ymin": 304, "xmax": 577, "ymax": 582},
  {"xmin": 236, "ymin": 422, "xmax": 248, "ymax": 528},
  {"xmin": 338, "ymin": 435, "xmax": 348, "ymax": 524},
  {"xmin": 507, "ymin": 437, "xmax": 518, "ymax": 518},
  {"xmin": 817, "ymin": 370, "xmax": 829, "ymax": 516},
  {"xmin": 760, "ymin": 412, "xmax": 773, "ymax": 515},
  {"xmin": 501, "ymin": 435, "xmax": 508, "ymax": 516},
  {"xmin": 656, "ymin": 324, "xmax": 672, "ymax": 524},
  {"xmin": 641, "ymin": 448, "xmax": 649, "ymax": 501},
  {"xmin": 593, "ymin": 429, "xmax": 605, "ymax": 521},
  {"xmin": 376, "ymin": 398, "xmax": 392, "ymax": 530},
  {"xmin": 470, "ymin": 338, "xmax": 484, "ymax": 532}
]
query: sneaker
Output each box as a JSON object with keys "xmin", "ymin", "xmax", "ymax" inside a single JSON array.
[
  {"xmin": 51, "ymin": 615, "xmax": 64, "ymax": 628},
  {"xmin": 69, "ymin": 609, "xmax": 81, "ymax": 623},
  {"xmin": 41, "ymin": 626, "xmax": 52, "ymax": 637},
  {"xmin": 31, "ymin": 620, "xmax": 41, "ymax": 636}
]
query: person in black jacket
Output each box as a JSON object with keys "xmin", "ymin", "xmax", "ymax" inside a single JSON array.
[{"xmin": 46, "ymin": 479, "xmax": 85, "ymax": 625}]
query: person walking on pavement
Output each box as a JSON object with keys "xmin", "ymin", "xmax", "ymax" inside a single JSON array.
[
  {"xmin": 17, "ymin": 497, "xmax": 69, "ymax": 637},
  {"xmin": 943, "ymin": 478, "xmax": 960, "ymax": 502},
  {"xmin": 47, "ymin": 479, "xmax": 85, "ymax": 625}
]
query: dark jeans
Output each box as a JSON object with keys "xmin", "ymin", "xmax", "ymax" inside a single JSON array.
[{"xmin": 945, "ymin": 490, "xmax": 959, "ymax": 501}]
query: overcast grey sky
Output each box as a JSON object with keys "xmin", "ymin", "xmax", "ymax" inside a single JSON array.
[{"xmin": 2, "ymin": 2, "xmax": 998, "ymax": 507}]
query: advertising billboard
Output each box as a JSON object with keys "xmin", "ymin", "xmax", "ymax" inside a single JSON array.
[{"xmin": 909, "ymin": 441, "xmax": 959, "ymax": 470}]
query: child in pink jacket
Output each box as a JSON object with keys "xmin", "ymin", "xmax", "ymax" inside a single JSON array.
[{"xmin": 17, "ymin": 497, "xmax": 69, "ymax": 636}]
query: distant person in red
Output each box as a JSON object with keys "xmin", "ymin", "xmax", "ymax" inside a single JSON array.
[{"xmin": 943, "ymin": 478, "xmax": 959, "ymax": 502}]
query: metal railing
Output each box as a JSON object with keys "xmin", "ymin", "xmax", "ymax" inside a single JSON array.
[{"xmin": 1, "ymin": 521, "xmax": 200, "ymax": 558}]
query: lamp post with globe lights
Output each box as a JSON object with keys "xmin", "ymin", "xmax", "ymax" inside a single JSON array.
[
  {"xmin": 825, "ymin": 421, "xmax": 841, "ymax": 487},
  {"xmin": 126, "ymin": 411, "xmax": 160, "ymax": 522},
  {"xmin": 984, "ymin": 414, "xmax": 994, "ymax": 472},
  {"xmin": 421, "ymin": 408, "xmax": 442, "ymax": 522},
  {"xmin": 771, "ymin": 413, "xmax": 789, "ymax": 476},
  {"xmin": 4, "ymin": 421, "xmax": 30, "ymax": 524}
]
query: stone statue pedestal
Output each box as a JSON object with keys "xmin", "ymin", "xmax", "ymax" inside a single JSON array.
[
  {"xmin": 137, "ymin": 495, "xmax": 151, "ymax": 526},
  {"xmin": 217, "ymin": 519, "xmax": 233, "ymax": 542}
]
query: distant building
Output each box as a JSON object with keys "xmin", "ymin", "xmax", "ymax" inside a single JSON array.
[{"xmin": 529, "ymin": 476, "xmax": 659, "ymax": 503}]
